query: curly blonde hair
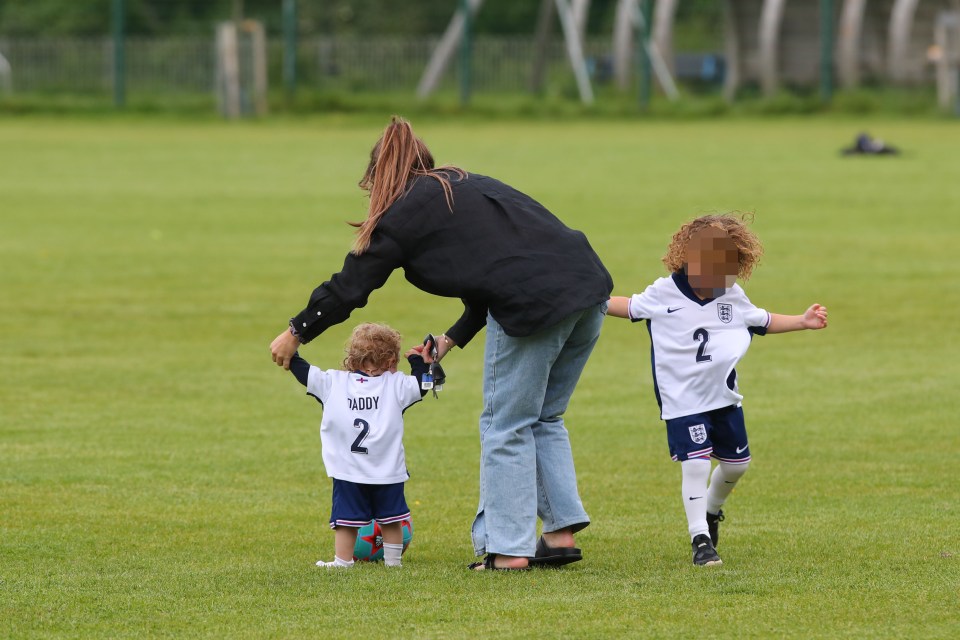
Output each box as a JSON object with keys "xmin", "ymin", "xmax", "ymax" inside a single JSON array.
[
  {"xmin": 662, "ymin": 213, "xmax": 764, "ymax": 281},
  {"xmin": 342, "ymin": 323, "xmax": 403, "ymax": 372}
]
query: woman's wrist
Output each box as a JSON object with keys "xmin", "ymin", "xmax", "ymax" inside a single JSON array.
[
  {"xmin": 288, "ymin": 319, "xmax": 304, "ymax": 344},
  {"xmin": 437, "ymin": 333, "xmax": 455, "ymax": 358}
]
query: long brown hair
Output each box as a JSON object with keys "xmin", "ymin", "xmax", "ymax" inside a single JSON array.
[{"xmin": 351, "ymin": 116, "xmax": 465, "ymax": 254}]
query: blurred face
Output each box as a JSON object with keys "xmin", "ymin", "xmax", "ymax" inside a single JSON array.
[{"xmin": 685, "ymin": 228, "xmax": 739, "ymax": 298}]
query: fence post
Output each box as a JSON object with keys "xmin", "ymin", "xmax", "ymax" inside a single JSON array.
[
  {"xmin": 283, "ymin": 0, "xmax": 297, "ymax": 101},
  {"xmin": 639, "ymin": 0, "xmax": 652, "ymax": 110},
  {"xmin": 0, "ymin": 48, "xmax": 11, "ymax": 94},
  {"xmin": 112, "ymin": 0, "xmax": 126, "ymax": 108},
  {"xmin": 934, "ymin": 11, "xmax": 960, "ymax": 114},
  {"xmin": 249, "ymin": 21, "xmax": 269, "ymax": 116},
  {"xmin": 216, "ymin": 22, "xmax": 241, "ymax": 118},
  {"xmin": 459, "ymin": 0, "xmax": 473, "ymax": 106},
  {"xmin": 820, "ymin": 0, "xmax": 834, "ymax": 103}
]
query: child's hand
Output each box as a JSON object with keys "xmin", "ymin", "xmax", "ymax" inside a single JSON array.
[
  {"xmin": 802, "ymin": 303, "xmax": 828, "ymax": 329},
  {"xmin": 405, "ymin": 344, "xmax": 434, "ymax": 363}
]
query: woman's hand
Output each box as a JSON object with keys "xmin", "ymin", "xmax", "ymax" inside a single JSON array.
[{"xmin": 270, "ymin": 329, "xmax": 300, "ymax": 370}]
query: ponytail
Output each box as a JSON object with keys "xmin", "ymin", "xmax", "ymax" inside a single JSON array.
[{"xmin": 351, "ymin": 116, "xmax": 464, "ymax": 254}]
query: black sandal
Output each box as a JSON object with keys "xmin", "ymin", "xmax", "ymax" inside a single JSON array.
[
  {"xmin": 527, "ymin": 536, "xmax": 583, "ymax": 567},
  {"xmin": 467, "ymin": 554, "xmax": 530, "ymax": 571}
]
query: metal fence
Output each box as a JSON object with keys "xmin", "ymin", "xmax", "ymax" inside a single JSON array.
[
  {"xmin": 0, "ymin": 35, "xmax": 623, "ymax": 97},
  {"xmin": 0, "ymin": 37, "xmax": 214, "ymax": 93}
]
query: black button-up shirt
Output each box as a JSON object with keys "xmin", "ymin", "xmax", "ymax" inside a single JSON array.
[{"xmin": 292, "ymin": 172, "xmax": 612, "ymax": 347}]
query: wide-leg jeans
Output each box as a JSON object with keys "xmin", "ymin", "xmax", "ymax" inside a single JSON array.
[{"xmin": 471, "ymin": 302, "xmax": 606, "ymax": 558}]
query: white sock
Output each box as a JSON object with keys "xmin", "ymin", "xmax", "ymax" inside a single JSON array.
[
  {"xmin": 316, "ymin": 556, "xmax": 355, "ymax": 569},
  {"xmin": 706, "ymin": 461, "xmax": 750, "ymax": 515},
  {"xmin": 681, "ymin": 459, "xmax": 712, "ymax": 540},
  {"xmin": 383, "ymin": 543, "xmax": 403, "ymax": 567}
]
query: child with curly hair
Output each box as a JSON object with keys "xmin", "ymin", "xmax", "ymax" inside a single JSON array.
[
  {"xmin": 288, "ymin": 322, "xmax": 433, "ymax": 568},
  {"xmin": 607, "ymin": 214, "xmax": 828, "ymax": 566}
]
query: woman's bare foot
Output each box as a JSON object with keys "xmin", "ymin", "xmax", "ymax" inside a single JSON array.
[
  {"xmin": 492, "ymin": 555, "xmax": 529, "ymax": 569},
  {"xmin": 469, "ymin": 554, "xmax": 530, "ymax": 571},
  {"xmin": 542, "ymin": 529, "xmax": 576, "ymax": 549}
]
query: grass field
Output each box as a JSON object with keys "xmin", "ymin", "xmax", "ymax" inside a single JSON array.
[{"xmin": 1, "ymin": 114, "xmax": 958, "ymax": 638}]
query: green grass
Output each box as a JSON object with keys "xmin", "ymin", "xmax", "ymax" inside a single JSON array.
[
  {"xmin": 0, "ymin": 85, "xmax": 951, "ymax": 119},
  {"xmin": 1, "ymin": 116, "xmax": 958, "ymax": 638}
]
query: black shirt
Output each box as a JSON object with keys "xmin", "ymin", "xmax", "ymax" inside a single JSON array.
[{"xmin": 292, "ymin": 172, "xmax": 613, "ymax": 347}]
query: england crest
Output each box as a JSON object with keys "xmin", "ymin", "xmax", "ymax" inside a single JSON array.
[
  {"xmin": 688, "ymin": 424, "xmax": 707, "ymax": 444},
  {"xmin": 717, "ymin": 303, "xmax": 733, "ymax": 324}
]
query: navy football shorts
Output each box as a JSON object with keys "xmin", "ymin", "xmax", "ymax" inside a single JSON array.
[
  {"xmin": 665, "ymin": 405, "xmax": 751, "ymax": 464},
  {"xmin": 329, "ymin": 479, "xmax": 410, "ymax": 529}
]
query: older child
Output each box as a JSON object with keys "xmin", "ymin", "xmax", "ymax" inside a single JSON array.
[
  {"xmin": 288, "ymin": 322, "xmax": 432, "ymax": 568},
  {"xmin": 607, "ymin": 214, "xmax": 827, "ymax": 566}
]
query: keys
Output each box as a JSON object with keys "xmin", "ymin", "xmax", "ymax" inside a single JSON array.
[
  {"xmin": 421, "ymin": 372, "xmax": 434, "ymax": 391},
  {"xmin": 422, "ymin": 334, "xmax": 447, "ymax": 398},
  {"xmin": 430, "ymin": 362, "xmax": 446, "ymax": 397}
]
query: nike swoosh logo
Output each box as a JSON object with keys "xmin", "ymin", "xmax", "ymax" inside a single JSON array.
[
  {"xmin": 688, "ymin": 496, "xmax": 703, "ymax": 501},
  {"xmin": 736, "ymin": 445, "xmax": 748, "ymax": 454},
  {"xmin": 667, "ymin": 307, "xmax": 684, "ymax": 313}
]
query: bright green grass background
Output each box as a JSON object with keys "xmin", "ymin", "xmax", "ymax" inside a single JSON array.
[{"xmin": 2, "ymin": 115, "xmax": 958, "ymax": 638}]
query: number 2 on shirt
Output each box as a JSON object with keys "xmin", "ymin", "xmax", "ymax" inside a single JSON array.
[
  {"xmin": 693, "ymin": 328, "xmax": 712, "ymax": 363},
  {"xmin": 351, "ymin": 418, "xmax": 370, "ymax": 454}
]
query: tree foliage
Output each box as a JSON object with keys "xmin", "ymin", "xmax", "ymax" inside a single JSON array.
[{"xmin": 0, "ymin": 0, "xmax": 721, "ymax": 39}]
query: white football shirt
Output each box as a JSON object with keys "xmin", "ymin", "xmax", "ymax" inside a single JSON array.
[
  {"xmin": 305, "ymin": 368, "xmax": 423, "ymax": 484},
  {"xmin": 628, "ymin": 272, "xmax": 770, "ymax": 420}
]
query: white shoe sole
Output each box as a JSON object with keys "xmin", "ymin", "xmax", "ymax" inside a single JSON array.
[{"xmin": 695, "ymin": 559, "xmax": 723, "ymax": 567}]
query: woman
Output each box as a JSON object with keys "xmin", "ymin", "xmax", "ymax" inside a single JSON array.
[{"xmin": 271, "ymin": 116, "xmax": 612, "ymax": 570}]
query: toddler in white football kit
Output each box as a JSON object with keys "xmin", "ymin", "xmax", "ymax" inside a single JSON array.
[
  {"xmin": 288, "ymin": 322, "xmax": 432, "ymax": 568},
  {"xmin": 607, "ymin": 214, "xmax": 828, "ymax": 566}
]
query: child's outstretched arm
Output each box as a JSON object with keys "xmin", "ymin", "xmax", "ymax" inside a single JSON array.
[
  {"xmin": 767, "ymin": 304, "xmax": 828, "ymax": 334},
  {"xmin": 607, "ymin": 296, "xmax": 631, "ymax": 319}
]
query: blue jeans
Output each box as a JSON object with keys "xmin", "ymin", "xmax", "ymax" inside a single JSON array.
[{"xmin": 471, "ymin": 302, "xmax": 606, "ymax": 558}]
